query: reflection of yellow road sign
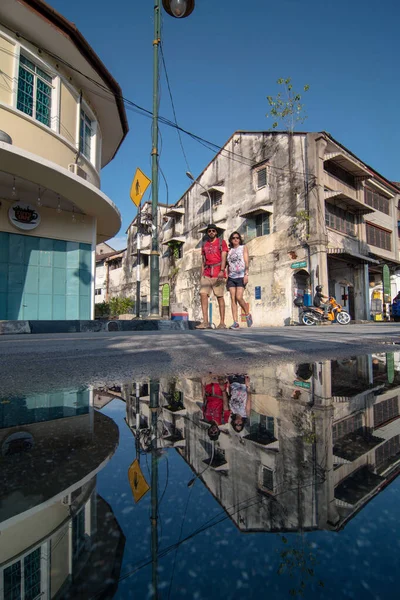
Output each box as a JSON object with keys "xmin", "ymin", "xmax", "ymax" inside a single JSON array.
[
  {"xmin": 128, "ymin": 458, "xmax": 150, "ymax": 503},
  {"xmin": 130, "ymin": 168, "xmax": 151, "ymax": 207}
]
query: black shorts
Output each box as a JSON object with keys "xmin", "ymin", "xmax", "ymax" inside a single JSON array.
[{"xmin": 227, "ymin": 277, "xmax": 246, "ymax": 289}]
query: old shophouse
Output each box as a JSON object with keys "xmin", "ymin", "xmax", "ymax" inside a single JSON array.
[{"xmin": 128, "ymin": 131, "xmax": 400, "ymax": 325}]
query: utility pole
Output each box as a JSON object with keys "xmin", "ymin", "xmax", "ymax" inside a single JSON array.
[
  {"xmin": 149, "ymin": 380, "xmax": 160, "ymax": 598},
  {"xmin": 150, "ymin": 0, "xmax": 195, "ymax": 317},
  {"xmin": 150, "ymin": 0, "xmax": 161, "ymax": 317}
]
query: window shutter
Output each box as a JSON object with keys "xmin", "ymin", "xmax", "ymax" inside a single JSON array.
[{"xmin": 257, "ymin": 168, "xmax": 267, "ymax": 188}]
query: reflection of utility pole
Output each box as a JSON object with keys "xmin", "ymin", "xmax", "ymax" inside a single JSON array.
[
  {"xmin": 135, "ymin": 205, "xmax": 142, "ymax": 319},
  {"xmin": 150, "ymin": 380, "xmax": 160, "ymax": 599},
  {"xmin": 135, "ymin": 381, "xmax": 141, "ymax": 459}
]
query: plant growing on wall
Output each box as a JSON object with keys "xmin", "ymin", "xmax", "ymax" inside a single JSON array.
[
  {"xmin": 95, "ymin": 302, "xmax": 110, "ymax": 318},
  {"xmin": 109, "ymin": 296, "xmax": 134, "ymax": 316},
  {"xmin": 167, "ymin": 240, "xmax": 182, "ymax": 259},
  {"xmin": 266, "ymin": 78, "xmax": 309, "ymax": 132}
]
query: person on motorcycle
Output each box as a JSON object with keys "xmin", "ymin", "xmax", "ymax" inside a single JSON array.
[{"xmin": 313, "ymin": 285, "xmax": 330, "ymax": 315}]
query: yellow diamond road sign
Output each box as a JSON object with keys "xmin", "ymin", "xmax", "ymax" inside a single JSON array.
[
  {"xmin": 128, "ymin": 458, "xmax": 150, "ymax": 503},
  {"xmin": 130, "ymin": 168, "xmax": 151, "ymax": 207}
]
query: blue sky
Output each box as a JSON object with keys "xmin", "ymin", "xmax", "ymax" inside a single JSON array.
[{"xmin": 50, "ymin": 0, "xmax": 399, "ymax": 249}]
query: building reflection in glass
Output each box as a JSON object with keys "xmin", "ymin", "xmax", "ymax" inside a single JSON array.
[
  {"xmin": 0, "ymin": 388, "xmax": 124, "ymax": 599},
  {"xmin": 125, "ymin": 352, "xmax": 400, "ymax": 533}
]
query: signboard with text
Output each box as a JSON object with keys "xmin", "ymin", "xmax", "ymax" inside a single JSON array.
[{"xmin": 291, "ymin": 260, "xmax": 307, "ymax": 269}]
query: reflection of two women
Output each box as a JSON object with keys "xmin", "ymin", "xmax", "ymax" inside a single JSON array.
[{"xmin": 202, "ymin": 374, "xmax": 251, "ymax": 439}]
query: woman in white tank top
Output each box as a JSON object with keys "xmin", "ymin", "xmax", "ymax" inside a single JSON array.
[{"xmin": 226, "ymin": 231, "xmax": 253, "ymax": 329}]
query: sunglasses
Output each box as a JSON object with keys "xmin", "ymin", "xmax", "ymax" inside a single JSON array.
[
  {"xmin": 207, "ymin": 229, "xmax": 217, "ymax": 233},
  {"xmin": 231, "ymin": 236, "xmax": 240, "ymax": 239}
]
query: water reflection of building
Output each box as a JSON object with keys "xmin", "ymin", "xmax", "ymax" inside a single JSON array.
[
  {"xmin": 125, "ymin": 354, "xmax": 400, "ymax": 533},
  {"xmin": 0, "ymin": 388, "xmax": 124, "ymax": 599}
]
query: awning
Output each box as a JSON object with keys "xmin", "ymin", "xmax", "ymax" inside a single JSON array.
[
  {"xmin": 162, "ymin": 236, "xmax": 186, "ymax": 245},
  {"xmin": 201, "ymin": 185, "xmax": 225, "ymax": 196},
  {"xmin": 366, "ymin": 179, "xmax": 394, "ymax": 198},
  {"xmin": 324, "ymin": 152, "xmax": 372, "ymax": 178},
  {"xmin": 324, "ymin": 190, "xmax": 374, "ymax": 214},
  {"xmin": 164, "ymin": 206, "xmax": 185, "ymax": 217},
  {"xmin": 327, "ymin": 248, "xmax": 380, "ymax": 264},
  {"xmin": 241, "ymin": 204, "xmax": 274, "ymax": 218}
]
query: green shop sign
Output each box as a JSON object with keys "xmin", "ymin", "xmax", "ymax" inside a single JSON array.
[
  {"xmin": 294, "ymin": 380, "xmax": 311, "ymax": 389},
  {"xmin": 162, "ymin": 284, "xmax": 170, "ymax": 307},
  {"xmin": 291, "ymin": 260, "xmax": 307, "ymax": 269}
]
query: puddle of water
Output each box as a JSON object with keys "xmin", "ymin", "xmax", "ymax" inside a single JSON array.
[{"xmin": 1, "ymin": 351, "xmax": 400, "ymax": 599}]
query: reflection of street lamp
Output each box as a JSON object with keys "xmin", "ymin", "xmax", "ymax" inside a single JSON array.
[
  {"xmin": 149, "ymin": 0, "xmax": 195, "ymax": 317},
  {"xmin": 186, "ymin": 171, "xmax": 212, "ymax": 224}
]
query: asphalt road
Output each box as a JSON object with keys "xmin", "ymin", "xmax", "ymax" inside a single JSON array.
[{"xmin": 1, "ymin": 323, "xmax": 399, "ymax": 396}]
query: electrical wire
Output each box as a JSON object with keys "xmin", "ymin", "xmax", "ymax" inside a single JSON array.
[
  {"xmin": 0, "ymin": 39, "xmax": 316, "ymax": 180},
  {"xmin": 159, "ymin": 39, "xmax": 191, "ymax": 173}
]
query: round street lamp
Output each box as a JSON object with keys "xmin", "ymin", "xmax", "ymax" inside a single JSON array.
[{"xmin": 162, "ymin": 0, "xmax": 195, "ymax": 18}]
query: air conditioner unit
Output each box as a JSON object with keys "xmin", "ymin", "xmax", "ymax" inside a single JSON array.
[{"xmin": 68, "ymin": 163, "xmax": 88, "ymax": 180}]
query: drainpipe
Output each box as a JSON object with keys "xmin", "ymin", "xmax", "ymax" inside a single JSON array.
[{"xmin": 75, "ymin": 91, "xmax": 82, "ymax": 164}]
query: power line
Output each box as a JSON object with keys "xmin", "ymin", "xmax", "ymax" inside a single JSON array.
[
  {"xmin": 159, "ymin": 40, "xmax": 191, "ymax": 173},
  {"xmin": 0, "ymin": 36, "xmax": 315, "ymax": 180}
]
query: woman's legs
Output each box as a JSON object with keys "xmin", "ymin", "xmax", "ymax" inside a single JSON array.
[
  {"xmin": 236, "ymin": 287, "xmax": 248, "ymax": 314},
  {"xmin": 229, "ymin": 287, "xmax": 238, "ymax": 322}
]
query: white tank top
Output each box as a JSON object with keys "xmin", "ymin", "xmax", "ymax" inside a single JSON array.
[{"xmin": 227, "ymin": 245, "xmax": 245, "ymax": 279}]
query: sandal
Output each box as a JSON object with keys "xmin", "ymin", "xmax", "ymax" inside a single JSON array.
[
  {"xmin": 216, "ymin": 323, "xmax": 227, "ymax": 329},
  {"xmin": 195, "ymin": 322, "xmax": 210, "ymax": 329}
]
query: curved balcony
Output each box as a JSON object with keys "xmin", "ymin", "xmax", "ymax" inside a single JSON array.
[{"xmin": 0, "ymin": 140, "xmax": 121, "ymax": 242}]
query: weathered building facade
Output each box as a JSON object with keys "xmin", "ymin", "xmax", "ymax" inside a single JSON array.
[
  {"xmin": 95, "ymin": 243, "xmax": 126, "ymax": 304},
  {"xmin": 128, "ymin": 131, "xmax": 400, "ymax": 325}
]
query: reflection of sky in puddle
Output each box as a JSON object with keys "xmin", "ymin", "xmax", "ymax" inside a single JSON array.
[{"xmin": 2, "ymin": 351, "xmax": 400, "ymax": 599}]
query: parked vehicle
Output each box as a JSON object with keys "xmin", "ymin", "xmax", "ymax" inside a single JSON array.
[
  {"xmin": 392, "ymin": 295, "xmax": 400, "ymax": 322},
  {"xmin": 294, "ymin": 296, "xmax": 351, "ymax": 326}
]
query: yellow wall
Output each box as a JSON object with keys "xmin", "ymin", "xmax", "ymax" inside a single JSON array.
[
  {"xmin": 60, "ymin": 82, "xmax": 78, "ymax": 147},
  {"xmin": 1, "ymin": 198, "xmax": 95, "ymax": 244},
  {"xmin": 0, "ymin": 34, "xmax": 15, "ymax": 106},
  {"xmin": 0, "ymin": 27, "xmax": 101, "ymax": 186},
  {"xmin": 50, "ymin": 528, "xmax": 71, "ymax": 596},
  {"xmin": 0, "ymin": 503, "xmax": 70, "ymax": 563},
  {"xmin": 0, "ymin": 108, "xmax": 100, "ymax": 187}
]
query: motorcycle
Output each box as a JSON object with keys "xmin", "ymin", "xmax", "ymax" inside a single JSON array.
[{"xmin": 294, "ymin": 296, "xmax": 351, "ymax": 326}]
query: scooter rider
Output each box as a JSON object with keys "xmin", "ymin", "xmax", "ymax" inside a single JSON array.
[{"xmin": 313, "ymin": 285, "xmax": 330, "ymax": 315}]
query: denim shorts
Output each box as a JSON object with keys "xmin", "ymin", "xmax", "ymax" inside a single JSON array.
[{"xmin": 227, "ymin": 277, "xmax": 246, "ymax": 289}]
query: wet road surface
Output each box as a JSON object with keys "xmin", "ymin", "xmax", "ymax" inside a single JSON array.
[{"xmin": 2, "ymin": 349, "xmax": 400, "ymax": 599}]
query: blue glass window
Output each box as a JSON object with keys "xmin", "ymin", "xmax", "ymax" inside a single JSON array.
[
  {"xmin": 80, "ymin": 110, "xmax": 93, "ymax": 159},
  {"xmin": 24, "ymin": 549, "xmax": 41, "ymax": 600},
  {"xmin": 17, "ymin": 55, "xmax": 52, "ymax": 127}
]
